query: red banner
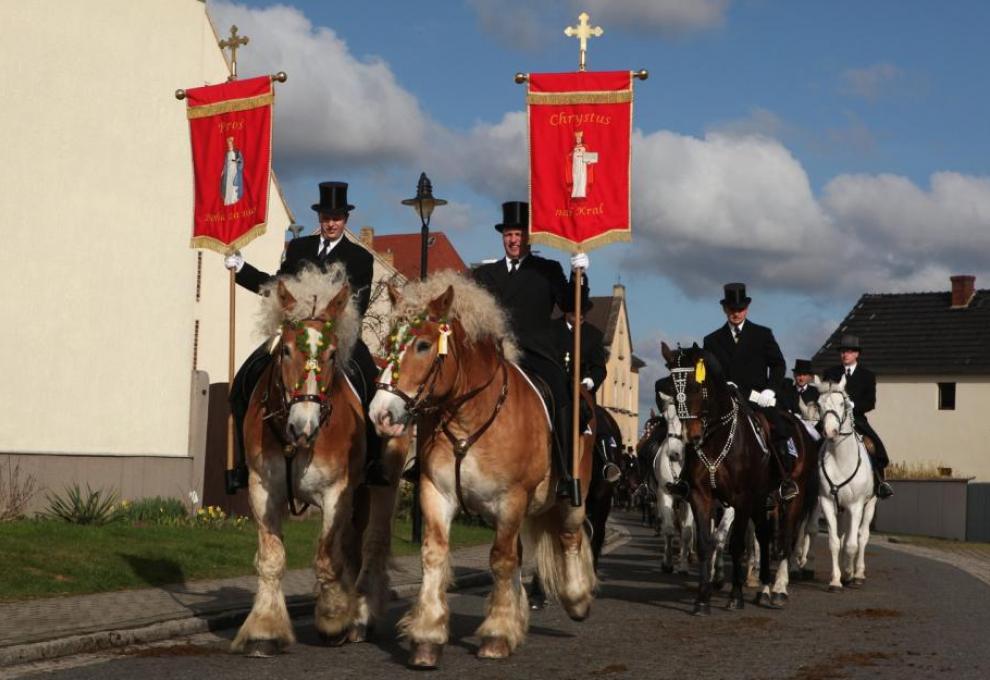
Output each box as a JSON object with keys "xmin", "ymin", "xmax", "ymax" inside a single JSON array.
[
  {"xmin": 527, "ymin": 71, "xmax": 632, "ymax": 252},
  {"xmin": 184, "ymin": 76, "xmax": 273, "ymax": 253}
]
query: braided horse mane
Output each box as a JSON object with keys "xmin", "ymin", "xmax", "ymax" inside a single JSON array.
[
  {"xmin": 392, "ymin": 270, "xmax": 520, "ymax": 363},
  {"xmin": 255, "ymin": 262, "xmax": 362, "ymax": 366}
]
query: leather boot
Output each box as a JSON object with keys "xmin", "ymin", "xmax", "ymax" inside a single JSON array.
[
  {"xmin": 875, "ymin": 470, "xmax": 894, "ymax": 499},
  {"xmin": 363, "ymin": 423, "xmax": 390, "ymax": 487},
  {"xmin": 554, "ymin": 405, "xmax": 580, "ymax": 506},
  {"xmin": 777, "ymin": 440, "xmax": 799, "ymax": 502},
  {"xmin": 666, "ymin": 477, "xmax": 689, "ymax": 499}
]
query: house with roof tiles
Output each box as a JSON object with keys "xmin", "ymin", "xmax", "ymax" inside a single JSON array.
[{"xmin": 811, "ymin": 275, "xmax": 990, "ymax": 481}]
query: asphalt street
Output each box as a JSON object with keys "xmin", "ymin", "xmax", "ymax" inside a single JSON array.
[{"xmin": 9, "ymin": 511, "xmax": 990, "ymax": 680}]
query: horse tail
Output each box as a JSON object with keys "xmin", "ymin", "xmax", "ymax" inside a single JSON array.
[{"xmin": 523, "ymin": 506, "xmax": 597, "ymax": 611}]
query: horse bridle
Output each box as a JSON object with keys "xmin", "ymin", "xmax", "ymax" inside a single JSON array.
[
  {"xmin": 820, "ymin": 386, "xmax": 854, "ymax": 440},
  {"xmin": 375, "ymin": 315, "xmax": 452, "ymax": 418}
]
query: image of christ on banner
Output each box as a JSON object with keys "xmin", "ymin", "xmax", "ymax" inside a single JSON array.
[
  {"xmin": 220, "ymin": 136, "xmax": 244, "ymax": 206},
  {"xmin": 566, "ymin": 130, "xmax": 598, "ymax": 199}
]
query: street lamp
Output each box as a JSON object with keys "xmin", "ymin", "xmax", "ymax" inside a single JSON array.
[
  {"xmin": 400, "ymin": 172, "xmax": 445, "ymax": 545},
  {"xmin": 401, "ymin": 172, "xmax": 447, "ymax": 280}
]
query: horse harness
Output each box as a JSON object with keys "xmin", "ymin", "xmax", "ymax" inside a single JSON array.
[
  {"xmin": 375, "ymin": 316, "xmax": 511, "ymax": 516},
  {"xmin": 818, "ymin": 390, "xmax": 862, "ymax": 513},
  {"xmin": 260, "ymin": 315, "xmax": 339, "ymax": 516}
]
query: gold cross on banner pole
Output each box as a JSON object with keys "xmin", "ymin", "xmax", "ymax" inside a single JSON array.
[
  {"xmin": 564, "ymin": 12, "xmax": 603, "ymax": 72},
  {"xmin": 219, "ymin": 25, "xmax": 250, "ymax": 81}
]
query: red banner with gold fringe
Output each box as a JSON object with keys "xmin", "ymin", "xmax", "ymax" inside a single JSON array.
[
  {"xmin": 527, "ymin": 71, "xmax": 632, "ymax": 252},
  {"xmin": 184, "ymin": 76, "xmax": 273, "ymax": 254}
]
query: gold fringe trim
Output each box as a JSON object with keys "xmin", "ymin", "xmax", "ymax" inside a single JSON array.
[
  {"xmin": 190, "ymin": 222, "xmax": 268, "ymax": 255},
  {"xmin": 527, "ymin": 90, "xmax": 632, "ymax": 106},
  {"xmin": 529, "ymin": 227, "xmax": 631, "ymax": 255},
  {"xmin": 187, "ymin": 93, "xmax": 274, "ymax": 119}
]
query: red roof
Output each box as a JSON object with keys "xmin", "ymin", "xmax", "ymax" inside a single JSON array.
[{"xmin": 372, "ymin": 232, "xmax": 467, "ymax": 280}]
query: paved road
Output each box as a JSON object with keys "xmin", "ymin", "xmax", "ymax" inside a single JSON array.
[{"xmin": 9, "ymin": 511, "xmax": 990, "ymax": 679}]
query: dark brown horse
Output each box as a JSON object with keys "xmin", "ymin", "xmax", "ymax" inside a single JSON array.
[{"xmin": 661, "ymin": 343, "xmax": 818, "ymax": 615}]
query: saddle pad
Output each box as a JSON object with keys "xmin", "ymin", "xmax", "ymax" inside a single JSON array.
[
  {"xmin": 510, "ymin": 361, "xmax": 553, "ymax": 429},
  {"xmin": 341, "ymin": 371, "xmax": 362, "ymax": 406}
]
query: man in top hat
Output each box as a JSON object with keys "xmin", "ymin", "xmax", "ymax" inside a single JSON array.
[
  {"xmin": 474, "ymin": 201, "xmax": 590, "ymax": 504},
  {"xmin": 669, "ymin": 282, "xmax": 797, "ymax": 503},
  {"xmin": 779, "ymin": 359, "xmax": 820, "ymax": 416},
  {"xmin": 222, "ymin": 181, "xmax": 390, "ymax": 489},
  {"xmin": 823, "ymin": 335, "xmax": 893, "ymax": 499}
]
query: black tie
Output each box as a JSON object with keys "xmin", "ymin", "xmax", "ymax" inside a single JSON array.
[
  {"xmin": 732, "ymin": 325, "xmax": 741, "ymax": 343},
  {"xmin": 509, "ymin": 258, "xmax": 519, "ymax": 274},
  {"xmin": 319, "ymin": 240, "xmax": 332, "ymax": 259},
  {"xmin": 846, "ymin": 368, "xmax": 852, "ymax": 377}
]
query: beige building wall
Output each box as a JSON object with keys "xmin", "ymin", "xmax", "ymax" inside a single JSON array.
[
  {"xmin": 872, "ymin": 377, "xmax": 990, "ymax": 481},
  {"xmin": 598, "ymin": 291, "xmax": 640, "ymax": 450},
  {"xmin": 0, "ymin": 0, "xmax": 288, "ymax": 459}
]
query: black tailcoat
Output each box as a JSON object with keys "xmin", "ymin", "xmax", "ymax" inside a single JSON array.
[
  {"xmin": 473, "ymin": 254, "xmax": 585, "ymax": 364},
  {"xmin": 235, "ymin": 234, "xmax": 374, "ymax": 317},
  {"xmin": 551, "ymin": 317, "xmax": 607, "ymax": 395},
  {"xmin": 779, "ymin": 379, "xmax": 820, "ymax": 415},
  {"xmin": 703, "ymin": 321, "xmax": 785, "ymax": 397},
  {"xmin": 823, "ymin": 363, "xmax": 888, "ymax": 467}
]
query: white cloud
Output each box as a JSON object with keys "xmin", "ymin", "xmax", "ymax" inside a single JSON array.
[
  {"xmin": 579, "ymin": 0, "xmax": 730, "ymax": 36},
  {"xmin": 623, "ymin": 129, "xmax": 990, "ymax": 297},
  {"xmin": 428, "ymin": 112, "xmax": 529, "ymax": 200},
  {"xmin": 209, "ymin": 2, "xmax": 428, "ymax": 174},
  {"xmin": 839, "ymin": 62, "xmax": 903, "ymax": 102},
  {"xmin": 467, "ymin": 0, "xmax": 545, "ymax": 52}
]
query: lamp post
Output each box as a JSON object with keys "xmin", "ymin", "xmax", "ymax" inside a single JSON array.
[{"xmin": 401, "ymin": 172, "xmax": 446, "ymax": 543}]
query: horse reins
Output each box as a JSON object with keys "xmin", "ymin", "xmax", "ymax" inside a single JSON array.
[{"xmin": 819, "ymin": 390, "xmax": 861, "ymax": 513}]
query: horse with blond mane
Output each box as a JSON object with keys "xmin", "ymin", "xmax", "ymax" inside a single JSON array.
[
  {"xmin": 369, "ymin": 272, "xmax": 596, "ymax": 668},
  {"xmin": 231, "ymin": 265, "xmax": 404, "ymax": 656}
]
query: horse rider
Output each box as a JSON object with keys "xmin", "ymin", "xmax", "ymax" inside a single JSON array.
[
  {"xmin": 551, "ymin": 290, "xmax": 619, "ymax": 482},
  {"xmin": 667, "ymin": 282, "xmax": 799, "ymax": 503},
  {"xmin": 779, "ymin": 358, "xmax": 820, "ymax": 415},
  {"xmin": 222, "ymin": 181, "xmax": 390, "ymax": 491},
  {"xmin": 473, "ymin": 201, "xmax": 589, "ymax": 505},
  {"xmin": 823, "ymin": 334, "xmax": 894, "ymax": 499}
]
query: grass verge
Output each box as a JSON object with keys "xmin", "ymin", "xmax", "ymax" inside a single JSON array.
[{"xmin": 0, "ymin": 517, "xmax": 492, "ymax": 602}]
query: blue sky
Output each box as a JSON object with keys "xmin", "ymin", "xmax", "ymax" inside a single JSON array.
[{"xmin": 209, "ymin": 1, "xmax": 990, "ymax": 422}]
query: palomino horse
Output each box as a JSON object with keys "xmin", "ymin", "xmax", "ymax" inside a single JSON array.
[
  {"xmin": 662, "ymin": 343, "xmax": 818, "ymax": 614},
  {"xmin": 232, "ymin": 266, "xmax": 403, "ymax": 656},
  {"xmin": 801, "ymin": 376, "xmax": 877, "ymax": 592},
  {"xmin": 369, "ymin": 272, "xmax": 596, "ymax": 668}
]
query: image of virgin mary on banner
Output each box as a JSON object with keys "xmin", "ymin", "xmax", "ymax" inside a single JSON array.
[
  {"xmin": 527, "ymin": 71, "xmax": 632, "ymax": 252},
  {"xmin": 184, "ymin": 75, "xmax": 273, "ymax": 253}
]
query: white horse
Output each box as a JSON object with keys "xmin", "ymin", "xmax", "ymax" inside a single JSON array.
[
  {"xmin": 802, "ymin": 377, "xmax": 877, "ymax": 592},
  {"xmin": 647, "ymin": 397, "xmax": 696, "ymax": 575}
]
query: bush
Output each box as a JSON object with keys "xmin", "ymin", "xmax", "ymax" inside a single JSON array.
[
  {"xmin": 44, "ymin": 484, "xmax": 121, "ymax": 525},
  {"xmin": 117, "ymin": 496, "xmax": 189, "ymax": 525},
  {"xmin": 1, "ymin": 459, "xmax": 38, "ymax": 522}
]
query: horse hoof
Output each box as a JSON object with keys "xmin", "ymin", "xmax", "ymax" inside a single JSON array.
[
  {"xmin": 849, "ymin": 577, "xmax": 865, "ymax": 588},
  {"xmin": 409, "ymin": 642, "xmax": 443, "ymax": 669},
  {"xmin": 661, "ymin": 564, "xmax": 674, "ymax": 574},
  {"xmin": 754, "ymin": 592, "xmax": 772, "ymax": 608},
  {"xmin": 827, "ymin": 585, "xmax": 843, "ymax": 593},
  {"xmin": 770, "ymin": 592, "xmax": 788, "ymax": 608},
  {"xmin": 318, "ymin": 629, "xmax": 350, "ymax": 647},
  {"xmin": 242, "ymin": 638, "xmax": 283, "ymax": 658},
  {"xmin": 478, "ymin": 636, "xmax": 512, "ymax": 659},
  {"xmin": 727, "ymin": 596, "xmax": 745, "ymax": 610},
  {"xmin": 692, "ymin": 603, "xmax": 711, "ymax": 616},
  {"xmin": 347, "ymin": 623, "xmax": 372, "ymax": 643}
]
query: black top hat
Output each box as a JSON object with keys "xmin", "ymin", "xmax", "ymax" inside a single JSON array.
[
  {"xmin": 792, "ymin": 359, "xmax": 813, "ymax": 374},
  {"xmin": 311, "ymin": 181, "xmax": 355, "ymax": 214},
  {"xmin": 495, "ymin": 201, "xmax": 529, "ymax": 233},
  {"xmin": 720, "ymin": 282, "xmax": 751, "ymax": 308},
  {"xmin": 838, "ymin": 334, "xmax": 861, "ymax": 351}
]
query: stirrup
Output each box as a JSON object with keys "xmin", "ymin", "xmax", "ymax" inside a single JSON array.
[
  {"xmin": 603, "ymin": 462, "xmax": 621, "ymax": 484},
  {"xmin": 876, "ymin": 480, "xmax": 894, "ymax": 499},
  {"xmin": 779, "ymin": 479, "xmax": 799, "ymax": 502}
]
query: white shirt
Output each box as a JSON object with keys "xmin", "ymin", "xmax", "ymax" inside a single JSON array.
[
  {"xmin": 319, "ymin": 235, "xmax": 344, "ymax": 256},
  {"xmin": 844, "ymin": 363, "xmax": 857, "ymax": 376},
  {"xmin": 505, "ymin": 254, "xmax": 528, "ymax": 272}
]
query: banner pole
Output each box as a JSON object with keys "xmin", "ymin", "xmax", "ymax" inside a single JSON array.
[
  {"xmin": 570, "ymin": 265, "xmax": 583, "ymax": 507},
  {"xmin": 226, "ymin": 269, "xmax": 237, "ymax": 478}
]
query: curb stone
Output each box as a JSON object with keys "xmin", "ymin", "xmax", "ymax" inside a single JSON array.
[{"xmin": 0, "ymin": 524, "xmax": 626, "ymax": 667}]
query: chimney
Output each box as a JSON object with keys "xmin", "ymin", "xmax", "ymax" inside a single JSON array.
[
  {"xmin": 359, "ymin": 226, "xmax": 375, "ymax": 248},
  {"xmin": 612, "ymin": 283, "xmax": 625, "ymax": 299},
  {"xmin": 381, "ymin": 249, "xmax": 394, "ymax": 267},
  {"xmin": 950, "ymin": 275, "xmax": 975, "ymax": 309}
]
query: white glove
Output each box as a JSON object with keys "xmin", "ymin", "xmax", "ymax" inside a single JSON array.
[
  {"xmin": 570, "ymin": 251, "xmax": 589, "ymax": 270},
  {"xmin": 756, "ymin": 389, "xmax": 775, "ymax": 408},
  {"xmin": 581, "ymin": 377, "xmax": 594, "ymax": 391},
  {"xmin": 224, "ymin": 251, "xmax": 245, "ymax": 272},
  {"xmin": 848, "ymin": 400, "xmax": 855, "ymax": 410}
]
